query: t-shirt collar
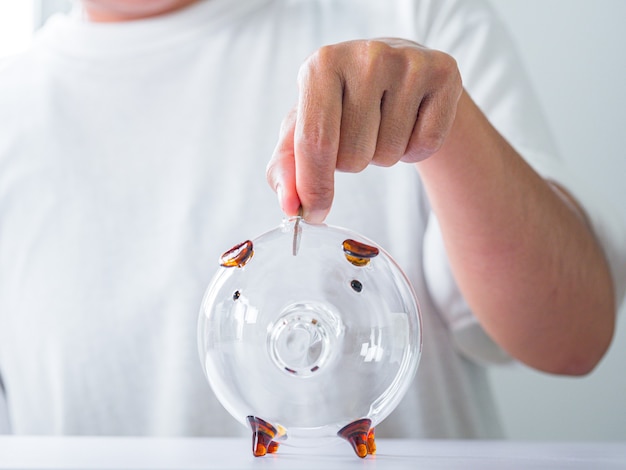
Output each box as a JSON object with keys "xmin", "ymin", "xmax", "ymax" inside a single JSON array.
[{"xmin": 35, "ymin": 0, "xmax": 273, "ymax": 58}]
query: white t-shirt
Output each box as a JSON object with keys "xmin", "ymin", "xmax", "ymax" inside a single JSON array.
[{"xmin": 0, "ymin": 0, "xmax": 624, "ymax": 439}]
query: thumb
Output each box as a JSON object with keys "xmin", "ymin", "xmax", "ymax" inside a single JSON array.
[{"xmin": 266, "ymin": 108, "xmax": 302, "ymax": 217}]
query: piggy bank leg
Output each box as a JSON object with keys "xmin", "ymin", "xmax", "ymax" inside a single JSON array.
[
  {"xmin": 366, "ymin": 427, "xmax": 376, "ymax": 455},
  {"xmin": 247, "ymin": 416, "xmax": 280, "ymax": 457},
  {"xmin": 337, "ymin": 418, "xmax": 373, "ymax": 458}
]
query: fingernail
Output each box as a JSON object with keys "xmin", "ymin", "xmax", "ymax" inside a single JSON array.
[{"xmin": 302, "ymin": 208, "xmax": 327, "ymax": 224}]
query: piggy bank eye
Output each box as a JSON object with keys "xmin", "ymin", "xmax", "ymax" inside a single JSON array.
[
  {"xmin": 233, "ymin": 290, "xmax": 241, "ymax": 301},
  {"xmin": 350, "ymin": 280, "xmax": 363, "ymax": 293}
]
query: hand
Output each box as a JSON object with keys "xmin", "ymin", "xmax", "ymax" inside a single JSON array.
[{"xmin": 266, "ymin": 38, "xmax": 463, "ymax": 223}]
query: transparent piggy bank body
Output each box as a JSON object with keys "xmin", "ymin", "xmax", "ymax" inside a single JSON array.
[{"xmin": 198, "ymin": 217, "xmax": 422, "ymax": 458}]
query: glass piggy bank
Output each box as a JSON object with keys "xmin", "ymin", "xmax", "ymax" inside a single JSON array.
[{"xmin": 197, "ymin": 216, "xmax": 422, "ymax": 458}]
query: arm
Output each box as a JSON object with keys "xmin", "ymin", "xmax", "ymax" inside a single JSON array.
[
  {"xmin": 266, "ymin": 38, "xmax": 615, "ymax": 375},
  {"xmin": 417, "ymin": 90, "xmax": 614, "ymax": 375}
]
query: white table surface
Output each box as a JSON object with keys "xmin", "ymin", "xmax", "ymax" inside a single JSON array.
[{"xmin": 0, "ymin": 437, "xmax": 625, "ymax": 469}]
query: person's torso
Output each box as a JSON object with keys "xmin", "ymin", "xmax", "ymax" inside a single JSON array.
[{"xmin": 0, "ymin": 0, "xmax": 502, "ymax": 438}]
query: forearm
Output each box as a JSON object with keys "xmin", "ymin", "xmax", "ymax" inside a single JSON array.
[
  {"xmin": 266, "ymin": 38, "xmax": 615, "ymax": 375},
  {"xmin": 417, "ymin": 90, "xmax": 615, "ymax": 375}
]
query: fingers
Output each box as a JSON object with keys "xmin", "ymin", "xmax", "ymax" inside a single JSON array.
[
  {"xmin": 266, "ymin": 108, "xmax": 302, "ymax": 217},
  {"xmin": 268, "ymin": 40, "xmax": 462, "ymax": 223},
  {"xmin": 292, "ymin": 47, "xmax": 344, "ymax": 223},
  {"xmin": 333, "ymin": 40, "xmax": 415, "ymax": 170},
  {"xmin": 292, "ymin": 41, "xmax": 395, "ymax": 222},
  {"xmin": 372, "ymin": 82, "xmax": 421, "ymax": 167},
  {"xmin": 403, "ymin": 51, "xmax": 462, "ymax": 163},
  {"xmin": 334, "ymin": 47, "xmax": 382, "ymax": 173}
]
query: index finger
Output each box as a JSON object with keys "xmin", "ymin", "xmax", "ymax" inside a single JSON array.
[{"xmin": 294, "ymin": 47, "xmax": 344, "ymax": 223}]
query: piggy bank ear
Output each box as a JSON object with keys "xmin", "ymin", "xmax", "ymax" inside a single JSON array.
[
  {"xmin": 342, "ymin": 239, "xmax": 378, "ymax": 267},
  {"xmin": 220, "ymin": 240, "xmax": 254, "ymax": 268}
]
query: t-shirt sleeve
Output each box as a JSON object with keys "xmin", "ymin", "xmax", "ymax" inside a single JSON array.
[
  {"xmin": 419, "ymin": 0, "xmax": 626, "ymax": 364},
  {"xmin": 518, "ymin": 149, "xmax": 626, "ymax": 311}
]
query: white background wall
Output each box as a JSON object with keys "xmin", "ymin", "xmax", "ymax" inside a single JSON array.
[{"xmin": 488, "ymin": 0, "xmax": 626, "ymax": 441}]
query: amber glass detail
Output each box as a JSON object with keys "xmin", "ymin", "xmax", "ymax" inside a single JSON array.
[
  {"xmin": 220, "ymin": 240, "xmax": 254, "ymax": 268},
  {"xmin": 342, "ymin": 239, "xmax": 379, "ymax": 267},
  {"xmin": 247, "ymin": 416, "xmax": 285, "ymax": 457},
  {"xmin": 337, "ymin": 418, "xmax": 374, "ymax": 458},
  {"xmin": 367, "ymin": 427, "xmax": 376, "ymax": 455}
]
